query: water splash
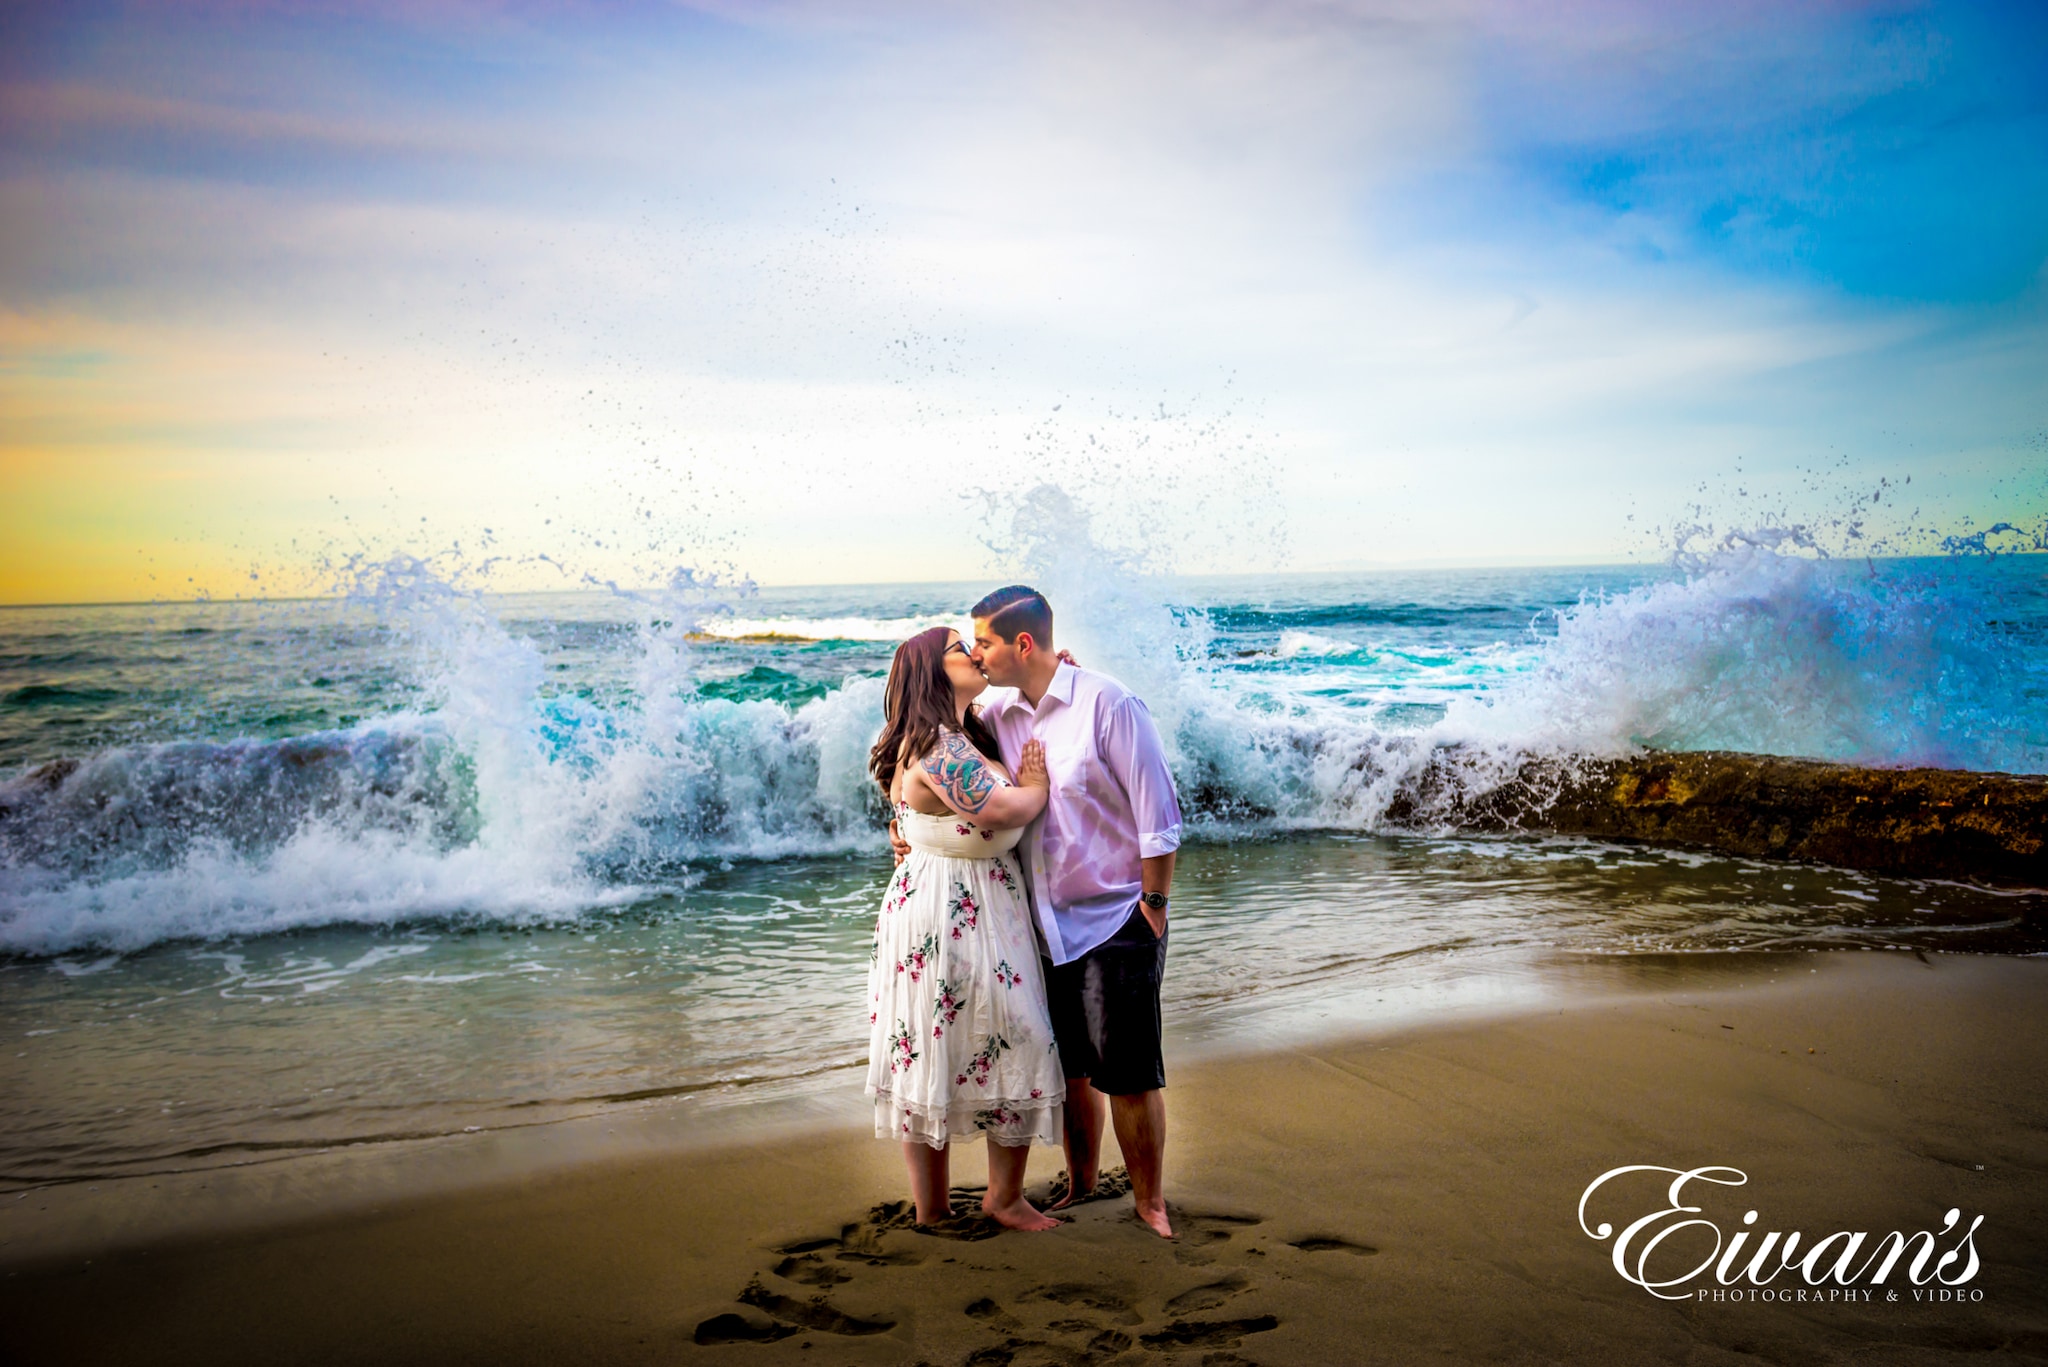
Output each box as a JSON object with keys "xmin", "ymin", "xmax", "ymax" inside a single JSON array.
[
  {"xmin": 1440, "ymin": 538, "xmax": 2029, "ymax": 770},
  {"xmin": 983, "ymin": 499, "xmax": 2043, "ymax": 835},
  {"xmin": 0, "ymin": 558, "xmax": 889, "ymax": 954}
]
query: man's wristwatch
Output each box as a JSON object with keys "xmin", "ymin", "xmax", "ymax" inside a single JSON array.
[{"xmin": 1139, "ymin": 891, "xmax": 1169, "ymax": 912}]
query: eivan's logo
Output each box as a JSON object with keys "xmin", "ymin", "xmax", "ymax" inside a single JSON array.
[{"xmin": 1578, "ymin": 1166, "xmax": 1984, "ymax": 1302}]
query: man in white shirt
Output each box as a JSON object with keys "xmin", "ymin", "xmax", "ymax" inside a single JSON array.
[{"xmin": 968, "ymin": 585, "xmax": 1182, "ymax": 1239}]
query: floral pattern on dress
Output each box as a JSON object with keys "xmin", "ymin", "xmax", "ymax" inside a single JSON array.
[
  {"xmin": 895, "ymin": 930, "xmax": 937, "ymax": 983},
  {"xmin": 956, "ymin": 1033, "xmax": 1010, "ymax": 1088},
  {"xmin": 882, "ymin": 866, "xmax": 916, "ymax": 915},
  {"xmin": 885, "ymin": 1021, "xmax": 920, "ymax": 1075},
  {"xmin": 993, "ymin": 958, "xmax": 1023, "ymax": 989},
  {"xmin": 987, "ymin": 859, "xmax": 1016, "ymax": 889},
  {"xmin": 947, "ymin": 883, "xmax": 979, "ymax": 939},
  {"xmin": 932, "ymin": 978, "xmax": 962, "ymax": 1038}
]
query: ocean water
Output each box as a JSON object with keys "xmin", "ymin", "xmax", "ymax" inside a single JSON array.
[{"xmin": 3, "ymin": 544, "xmax": 2046, "ymax": 1187}]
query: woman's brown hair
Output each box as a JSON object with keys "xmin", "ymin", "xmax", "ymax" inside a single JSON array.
[{"xmin": 869, "ymin": 626, "xmax": 1001, "ymax": 798}]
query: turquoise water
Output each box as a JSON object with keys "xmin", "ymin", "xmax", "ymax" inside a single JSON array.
[{"xmin": 2, "ymin": 551, "xmax": 2045, "ymax": 1185}]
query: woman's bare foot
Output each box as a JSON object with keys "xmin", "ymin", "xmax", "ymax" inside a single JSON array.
[
  {"xmin": 1133, "ymin": 1198, "xmax": 1174, "ymax": 1238},
  {"xmin": 982, "ymin": 1195, "xmax": 1061, "ymax": 1232}
]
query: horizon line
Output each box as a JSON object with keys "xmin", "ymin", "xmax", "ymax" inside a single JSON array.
[{"xmin": 3, "ymin": 549, "xmax": 2036, "ymax": 611}]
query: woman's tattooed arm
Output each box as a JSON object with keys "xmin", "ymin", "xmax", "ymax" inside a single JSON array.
[
  {"xmin": 919, "ymin": 731, "xmax": 1000, "ymax": 814},
  {"xmin": 913, "ymin": 733, "xmax": 1048, "ymax": 831}
]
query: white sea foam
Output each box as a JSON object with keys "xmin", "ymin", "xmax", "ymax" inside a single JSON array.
[
  {"xmin": 1171, "ymin": 537, "xmax": 2039, "ymax": 836},
  {"xmin": 1434, "ymin": 538, "xmax": 2029, "ymax": 768},
  {"xmin": 1275, "ymin": 630, "xmax": 1359, "ymax": 659}
]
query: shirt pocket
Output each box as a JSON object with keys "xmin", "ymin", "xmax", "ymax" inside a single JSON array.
[{"xmin": 1045, "ymin": 741, "xmax": 1104, "ymax": 799}]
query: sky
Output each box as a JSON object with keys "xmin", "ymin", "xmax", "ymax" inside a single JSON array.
[{"xmin": 1, "ymin": 0, "xmax": 2045, "ymax": 603}]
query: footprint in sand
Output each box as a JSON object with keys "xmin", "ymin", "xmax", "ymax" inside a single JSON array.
[
  {"xmin": 1138, "ymin": 1314, "xmax": 1282, "ymax": 1350},
  {"xmin": 1164, "ymin": 1272, "xmax": 1251, "ymax": 1315},
  {"xmin": 1017, "ymin": 1282, "xmax": 1143, "ymax": 1326},
  {"xmin": 1087, "ymin": 1329, "xmax": 1136, "ymax": 1357},
  {"xmin": 771, "ymin": 1252, "xmax": 852, "ymax": 1286},
  {"xmin": 1168, "ymin": 1208, "xmax": 1264, "ymax": 1265},
  {"xmin": 690, "ymin": 1308, "xmax": 798, "ymax": 1345},
  {"xmin": 1175, "ymin": 1211, "xmax": 1264, "ymax": 1246},
  {"xmin": 702, "ymin": 1194, "xmax": 1037, "ymax": 1343},
  {"xmin": 1287, "ymin": 1234, "xmax": 1378, "ymax": 1256},
  {"xmin": 962, "ymin": 1328, "xmax": 1137, "ymax": 1367},
  {"xmin": 734, "ymin": 1277, "xmax": 895, "ymax": 1336},
  {"xmin": 964, "ymin": 1296, "xmax": 1022, "ymax": 1331},
  {"xmin": 856, "ymin": 1196, "xmax": 1008, "ymax": 1246},
  {"xmin": 772, "ymin": 1193, "xmax": 996, "ymax": 1277},
  {"xmin": 965, "ymin": 1297, "xmax": 1134, "ymax": 1367}
]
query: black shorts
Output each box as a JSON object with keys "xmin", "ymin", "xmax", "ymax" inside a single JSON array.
[{"xmin": 1045, "ymin": 907, "xmax": 1167, "ymax": 1096}]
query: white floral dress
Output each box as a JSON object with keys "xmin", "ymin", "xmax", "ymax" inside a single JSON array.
[{"xmin": 865, "ymin": 802, "xmax": 1065, "ymax": 1148}]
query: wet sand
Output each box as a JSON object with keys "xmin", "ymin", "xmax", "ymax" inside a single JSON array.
[{"xmin": 3, "ymin": 951, "xmax": 2044, "ymax": 1365}]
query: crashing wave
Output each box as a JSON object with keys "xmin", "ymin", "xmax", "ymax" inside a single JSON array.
[{"xmin": 1, "ymin": 503, "xmax": 2041, "ymax": 955}]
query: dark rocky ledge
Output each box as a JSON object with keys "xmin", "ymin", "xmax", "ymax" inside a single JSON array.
[{"xmin": 1391, "ymin": 750, "xmax": 2048, "ymax": 888}]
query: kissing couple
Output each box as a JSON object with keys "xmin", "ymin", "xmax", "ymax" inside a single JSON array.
[{"xmin": 863, "ymin": 585, "xmax": 1182, "ymax": 1238}]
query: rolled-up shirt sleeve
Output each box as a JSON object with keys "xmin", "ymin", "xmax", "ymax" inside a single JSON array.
[{"xmin": 1102, "ymin": 695, "xmax": 1182, "ymax": 857}]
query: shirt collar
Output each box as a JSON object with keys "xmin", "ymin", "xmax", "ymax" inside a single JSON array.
[{"xmin": 1041, "ymin": 660, "xmax": 1078, "ymax": 710}]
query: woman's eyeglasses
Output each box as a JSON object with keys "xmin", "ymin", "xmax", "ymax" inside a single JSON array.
[{"xmin": 945, "ymin": 641, "xmax": 972, "ymax": 659}]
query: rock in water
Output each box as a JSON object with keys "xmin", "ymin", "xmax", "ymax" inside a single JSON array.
[{"xmin": 1426, "ymin": 751, "xmax": 2048, "ymax": 887}]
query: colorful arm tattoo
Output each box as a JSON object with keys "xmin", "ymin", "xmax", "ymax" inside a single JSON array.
[{"xmin": 919, "ymin": 731, "xmax": 1000, "ymax": 815}]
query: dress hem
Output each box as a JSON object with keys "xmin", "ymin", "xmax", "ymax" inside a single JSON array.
[{"xmin": 867, "ymin": 1086, "xmax": 1064, "ymax": 1151}]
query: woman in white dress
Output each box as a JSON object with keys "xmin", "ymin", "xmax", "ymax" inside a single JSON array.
[{"xmin": 865, "ymin": 626, "xmax": 1066, "ymax": 1232}]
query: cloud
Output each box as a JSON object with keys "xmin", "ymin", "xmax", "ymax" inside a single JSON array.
[{"xmin": 0, "ymin": 0, "xmax": 2042, "ymax": 600}]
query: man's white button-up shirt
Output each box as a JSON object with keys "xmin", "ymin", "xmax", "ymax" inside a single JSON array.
[{"xmin": 977, "ymin": 662, "xmax": 1183, "ymax": 965}]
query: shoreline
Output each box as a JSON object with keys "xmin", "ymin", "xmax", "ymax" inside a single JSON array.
[
  {"xmin": 0, "ymin": 942, "xmax": 1709, "ymax": 1266},
  {"xmin": 5, "ymin": 949, "xmax": 2044, "ymax": 1363}
]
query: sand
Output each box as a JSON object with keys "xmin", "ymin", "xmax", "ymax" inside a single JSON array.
[{"xmin": 3, "ymin": 950, "xmax": 2044, "ymax": 1365}]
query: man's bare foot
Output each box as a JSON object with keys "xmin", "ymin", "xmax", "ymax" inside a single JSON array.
[
  {"xmin": 1047, "ymin": 1169, "xmax": 1098, "ymax": 1212},
  {"xmin": 982, "ymin": 1196, "xmax": 1061, "ymax": 1232},
  {"xmin": 1133, "ymin": 1199, "xmax": 1174, "ymax": 1238}
]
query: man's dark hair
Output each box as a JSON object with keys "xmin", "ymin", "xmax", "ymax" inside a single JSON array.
[{"xmin": 971, "ymin": 585, "xmax": 1054, "ymax": 648}]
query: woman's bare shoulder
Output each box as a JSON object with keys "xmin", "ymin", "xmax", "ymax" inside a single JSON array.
[{"xmin": 897, "ymin": 746, "xmax": 951, "ymax": 814}]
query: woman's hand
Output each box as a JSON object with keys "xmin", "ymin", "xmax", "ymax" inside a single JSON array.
[{"xmin": 1016, "ymin": 739, "xmax": 1049, "ymax": 789}]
